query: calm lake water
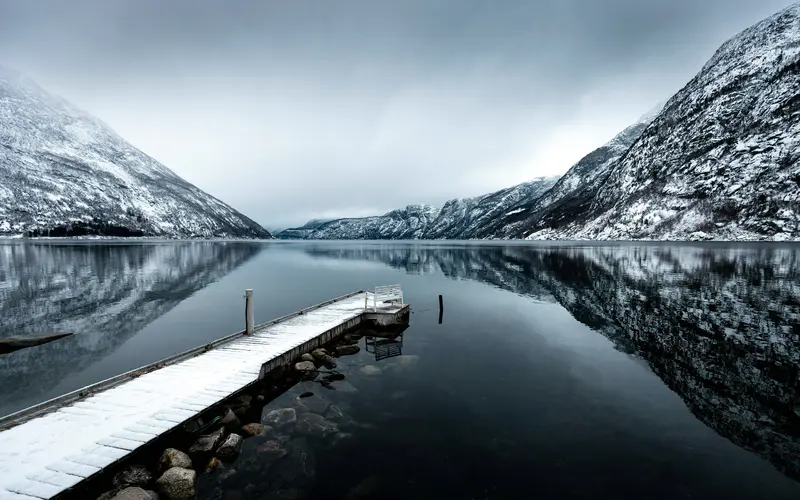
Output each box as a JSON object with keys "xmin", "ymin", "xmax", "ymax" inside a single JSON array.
[{"xmin": 2, "ymin": 240, "xmax": 800, "ymax": 499}]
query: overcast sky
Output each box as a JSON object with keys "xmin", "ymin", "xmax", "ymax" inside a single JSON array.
[{"xmin": 0, "ymin": 0, "xmax": 794, "ymax": 228}]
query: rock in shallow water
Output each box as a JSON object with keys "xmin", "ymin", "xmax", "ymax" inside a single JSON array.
[
  {"xmin": 294, "ymin": 412, "xmax": 338, "ymax": 438},
  {"xmin": 294, "ymin": 361, "xmax": 316, "ymax": 372},
  {"xmin": 205, "ymin": 457, "xmax": 221, "ymax": 474},
  {"xmin": 155, "ymin": 467, "xmax": 196, "ymax": 500},
  {"xmin": 264, "ymin": 488, "xmax": 301, "ymax": 500},
  {"xmin": 216, "ymin": 433, "xmax": 244, "ymax": 462},
  {"xmin": 329, "ymin": 432, "xmax": 354, "ymax": 447},
  {"xmin": 300, "ymin": 353, "xmax": 315, "ymax": 362},
  {"xmin": 311, "ymin": 348, "xmax": 328, "ymax": 359},
  {"xmin": 257, "ymin": 440, "xmax": 288, "ymax": 460},
  {"xmin": 346, "ymin": 476, "xmax": 380, "ymax": 499},
  {"xmin": 335, "ymin": 345, "xmax": 360, "ymax": 356},
  {"xmin": 296, "ymin": 394, "xmax": 331, "ymax": 414},
  {"xmin": 241, "ymin": 423, "xmax": 271, "ymax": 438},
  {"xmin": 113, "ymin": 465, "xmax": 153, "ymax": 489},
  {"xmin": 188, "ymin": 427, "xmax": 226, "ymax": 457},
  {"xmin": 339, "ymin": 334, "xmax": 360, "ymax": 345},
  {"xmin": 263, "ymin": 408, "xmax": 297, "ymax": 430},
  {"xmin": 316, "ymin": 354, "xmax": 337, "ymax": 369},
  {"xmin": 220, "ymin": 408, "xmax": 242, "ymax": 432},
  {"xmin": 272, "ymin": 438, "xmax": 316, "ymax": 485},
  {"xmin": 329, "ymin": 380, "xmax": 359, "ymax": 393},
  {"xmin": 159, "ymin": 448, "xmax": 192, "ymax": 473},
  {"xmin": 111, "ymin": 487, "xmax": 159, "ymax": 500}
]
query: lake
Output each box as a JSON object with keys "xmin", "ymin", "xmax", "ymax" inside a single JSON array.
[{"xmin": 1, "ymin": 240, "xmax": 800, "ymax": 499}]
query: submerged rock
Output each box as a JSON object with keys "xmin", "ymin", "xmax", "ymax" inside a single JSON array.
[
  {"xmin": 335, "ymin": 345, "xmax": 360, "ymax": 356},
  {"xmin": 391, "ymin": 391, "xmax": 408, "ymax": 400},
  {"xmin": 263, "ymin": 408, "xmax": 297, "ymax": 430},
  {"xmin": 257, "ymin": 440, "xmax": 288, "ymax": 461},
  {"xmin": 339, "ymin": 334, "xmax": 361, "ymax": 345},
  {"xmin": 346, "ymin": 476, "xmax": 380, "ymax": 499},
  {"xmin": 329, "ymin": 432, "xmax": 354, "ymax": 447},
  {"xmin": 216, "ymin": 433, "xmax": 244, "ymax": 462},
  {"xmin": 241, "ymin": 423, "xmax": 271, "ymax": 438},
  {"xmin": 159, "ymin": 449, "xmax": 192, "ymax": 473},
  {"xmin": 112, "ymin": 487, "xmax": 159, "ymax": 500},
  {"xmin": 359, "ymin": 365, "xmax": 382, "ymax": 376},
  {"xmin": 298, "ymin": 392, "xmax": 314, "ymax": 399},
  {"xmin": 295, "ymin": 413, "xmax": 338, "ymax": 438},
  {"xmin": 294, "ymin": 361, "xmax": 317, "ymax": 372},
  {"xmin": 155, "ymin": 467, "xmax": 196, "ymax": 500},
  {"xmin": 113, "ymin": 465, "xmax": 153, "ymax": 489},
  {"xmin": 296, "ymin": 393, "xmax": 331, "ymax": 414},
  {"xmin": 329, "ymin": 380, "xmax": 359, "ymax": 393},
  {"xmin": 231, "ymin": 394, "xmax": 253, "ymax": 408},
  {"xmin": 272, "ymin": 438, "xmax": 316, "ymax": 485},
  {"xmin": 205, "ymin": 457, "xmax": 221, "ymax": 474},
  {"xmin": 324, "ymin": 405, "xmax": 346, "ymax": 421},
  {"xmin": 315, "ymin": 354, "xmax": 336, "ymax": 369}
]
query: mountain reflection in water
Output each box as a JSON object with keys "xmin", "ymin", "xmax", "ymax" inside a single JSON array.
[
  {"xmin": 0, "ymin": 241, "xmax": 262, "ymax": 417},
  {"xmin": 304, "ymin": 243, "xmax": 800, "ymax": 481}
]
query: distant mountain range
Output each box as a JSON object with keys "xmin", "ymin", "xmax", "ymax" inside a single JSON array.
[
  {"xmin": 278, "ymin": 2, "xmax": 800, "ymax": 241},
  {"xmin": 0, "ymin": 67, "xmax": 270, "ymax": 239}
]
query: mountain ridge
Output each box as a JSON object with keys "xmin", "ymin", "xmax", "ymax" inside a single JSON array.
[
  {"xmin": 0, "ymin": 66, "xmax": 271, "ymax": 239},
  {"xmin": 277, "ymin": 2, "xmax": 800, "ymax": 242}
]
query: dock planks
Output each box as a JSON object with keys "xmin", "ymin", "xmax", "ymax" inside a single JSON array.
[{"xmin": 0, "ymin": 290, "xmax": 408, "ymax": 500}]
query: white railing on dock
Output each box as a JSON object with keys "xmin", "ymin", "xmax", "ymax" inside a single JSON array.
[{"xmin": 372, "ymin": 284, "xmax": 404, "ymax": 311}]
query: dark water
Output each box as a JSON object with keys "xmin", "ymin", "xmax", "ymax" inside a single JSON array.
[{"xmin": 2, "ymin": 241, "xmax": 800, "ymax": 499}]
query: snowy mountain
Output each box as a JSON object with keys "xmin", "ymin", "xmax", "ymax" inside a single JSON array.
[
  {"xmin": 275, "ymin": 218, "xmax": 333, "ymax": 239},
  {"xmin": 512, "ymin": 3, "xmax": 800, "ymax": 241},
  {"xmin": 302, "ymin": 204, "xmax": 440, "ymax": 240},
  {"xmin": 0, "ymin": 67, "xmax": 271, "ymax": 239},
  {"xmin": 281, "ymin": 2, "xmax": 800, "ymax": 242},
  {"xmin": 476, "ymin": 108, "xmax": 661, "ymax": 239},
  {"xmin": 305, "ymin": 243, "xmax": 800, "ymax": 482},
  {"xmin": 276, "ymin": 177, "xmax": 558, "ymax": 240}
]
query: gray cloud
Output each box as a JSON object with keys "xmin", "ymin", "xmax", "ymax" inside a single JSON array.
[{"xmin": 0, "ymin": 0, "xmax": 793, "ymax": 227}]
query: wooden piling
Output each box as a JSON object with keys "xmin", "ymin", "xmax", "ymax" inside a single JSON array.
[
  {"xmin": 438, "ymin": 294, "xmax": 443, "ymax": 324},
  {"xmin": 245, "ymin": 289, "xmax": 254, "ymax": 335}
]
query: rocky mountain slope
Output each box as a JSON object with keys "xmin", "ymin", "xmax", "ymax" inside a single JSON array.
[
  {"xmin": 275, "ymin": 219, "xmax": 332, "ymax": 239},
  {"xmin": 0, "ymin": 67, "xmax": 270, "ymax": 239},
  {"xmin": 512, "ymin": 3, "xmax": 800, "ymax": 241},
  {"xmin": 281, "ymin": 2, "xmax": 800, "ymax": 242},
  {"xmin": 304, "ymin": 243, "xmax": 800, "ymax": 482},
  {"xmin": 476, "ymin": 108, "xmax": 660, "ymax": 239},
  {"xmin": 277, "ymin": 177, "xmax": 558, "ymax": 240}
]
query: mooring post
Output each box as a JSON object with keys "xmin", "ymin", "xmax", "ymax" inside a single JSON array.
[
  {"xmin": 438, "ymin": 294, "xmax": 444, "ymax": 324},
  {"xmin": 365, "ymin": 291, "xmax": 368, "ymax": 310},
  {"xmin": 245, "ymin": 289, "xmax": 254, "ymax": 335}
]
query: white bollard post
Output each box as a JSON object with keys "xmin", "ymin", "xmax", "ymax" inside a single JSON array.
[{"xmin": 245, "ymin": 289, "xmax": 254, "ymax": 335}]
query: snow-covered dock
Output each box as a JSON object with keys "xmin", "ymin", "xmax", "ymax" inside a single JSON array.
[{"xmin": 0, "ymin": 288, "xmax": 409, "ymax": 500}]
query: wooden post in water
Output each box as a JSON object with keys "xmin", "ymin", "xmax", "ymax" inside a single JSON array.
[
  {"xmin": 438, "ymin": 294, "xmax": 444, "ymax": 324},
  {"xmin": 245, "ymin": 289, "xmax": 254, "ymax": 335}
]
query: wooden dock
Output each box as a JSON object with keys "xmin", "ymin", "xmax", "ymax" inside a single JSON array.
[{"xmin": 0, "ymin": 287, "xmax": 409, "ymax": 500}]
